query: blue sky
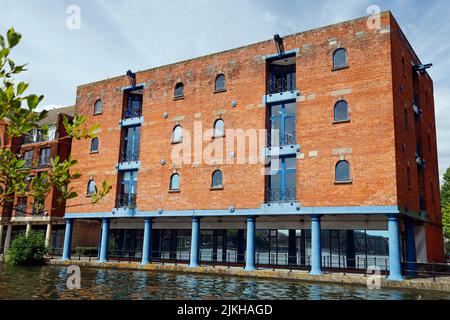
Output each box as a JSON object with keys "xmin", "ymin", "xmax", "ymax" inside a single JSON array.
[{"xmin": 1, "ymin": 0, "xmax": 449, "ymax": 179}]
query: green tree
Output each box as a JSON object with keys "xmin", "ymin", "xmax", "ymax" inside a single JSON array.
[
  {"xmin": 5, "ymin": 231, "xmax": 47, "ymax": 265},
  {"xmin": 0, "ymin": 26, "xmax": 111, "ymax": 216}
]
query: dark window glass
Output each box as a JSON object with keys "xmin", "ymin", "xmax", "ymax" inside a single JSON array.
[
  {"xmin": 90, "ymin": 138, "xmax": 99, "ymax": 152},
  {"xmin": 335, "ymin": 160, "xmax": 350, "ymax": 182},
  {"xmin": 170, "ymin": 173, "xmax": 180, "ymax": 191},
  {"xmin": 174, "ymin": 82, "xmax": 184, "ymax": 98},
  {"xmin": 39, "ymin": 147, "xmax": 50, "ymax": 165},
  {"xmin": 94, "ymin": 100, "xmax": 103, "ymax": 115},
  {"xmin": 24, "ymin": 150, "xmax": 34, "ymax": 167},
  {"xmin": 333, "ymin": 48, "xmax": 347, "ymax": 69},
  {"xmin": 211, "ymin": 170, "xmax": 223, "ymax": 188},
  {"xmin": 334, "ymin": 100, "xmax": 349, "ymax": 121},
  {"xmin": 215, "ymin": 74, "xmax": 225, "ymax": 91}
]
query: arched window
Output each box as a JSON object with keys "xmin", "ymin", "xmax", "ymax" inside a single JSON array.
[
  {"xmin": 335, "ymin": 160, "xmax": 351, "ymax": 182},
  {"xmin": 90, "ymin": 137, "xmax": 99, "ymax": 153},
  {"xmin": 333, "ymin": 48, "xmax": 347, "ymax": 69},
  {"xmin": 211, "ymin": 170, "xmax": 223, "ymax": 189},
  {"xmin": 87, "ymin": 179, "xmax": 96, "ymax": 196},
  {"xmin": 213, "ymin": 119, "xmax": 224, "ymax": 138},
  {"xmin": 215, "ymin": 74, "xmax": 225, "ymax": 92},
  {"xmin": 174, "ymin": 82, "xmax": 184, "ymax": 98},
  {"xmin": 334, "ymin": 100, "xmax": 349, "ymax": 122},
  {"xmin": 94, "ymin": 99, "xmax": 103, "ymax": 115},
  {"xmin": 171, "ymin": 125, "xmax": 182, "ymax": 143},
  {"xmin": 170, "ymin": 173, "xmax": 180, "ymax": 191},
  {"xmin": 406, "ymin": 167, "xmax": 411, "ymax": 187}
]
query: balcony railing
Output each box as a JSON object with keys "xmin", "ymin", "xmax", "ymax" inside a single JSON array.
[
  {"xmin": 38, "ymin": 157, "xmax": 51, "ymax": 167},
  {"xmin": 116, "ymin": 193, "xmax": 137, "ymax": 209},
  {"xmin": 32, "ymin": 207, "xmax": 45, "ymax": 217},
  {"xmin": 267, "ymin": 132, "xmax": 296, "ymax": 148},
  {"xmin": 265, "ymin": 188, "xmax": 297, "ymax": 203},
  {"xmin": 15, "ymin": 204, "xmax": 27, "ymax": 217},
  {"xmin": 22, "ymin": 132, "xmax": 56, "ymax": 145},
  {"xmin": 120, "ymin": 150, "xmax": 140, "ymax": 163},
  {"xmin": 24, "ymin": 158, "xmax": 33, "ymax": 168},
  {"xmin": 124, "ymin": 106, "xmax": 142, "ymax": 119},
  {"xmin": 267, "ymin": 78, "xmax": 296, "ymax": 95}
]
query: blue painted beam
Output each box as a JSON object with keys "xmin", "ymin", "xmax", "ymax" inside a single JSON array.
[
  {"xmin": 189, "ymin": 217, "xmax": 200, "ymax": 268},
  {"xmin": 310, "ymin": 215, "xmax": 322, "ymax": 275},
  {"xmin": 64, "ymin": 205, "xmax": 400, "ymax": 220},
  {"xmin": 244, "ymin": 216, "xmax": 256, "ymax": 271},
  {"xmin": 141, "ymin": 218, "xmax": 152, "ymax": 265},
  {"xmin": 61, "ymin": 219, "xmax": 73, "ymax": 261},
  {"xmin": 99, "ymin": 218, "xmax": 110, "ymax": 263},
  {"xmin": 387, "ymin": 215, "xmax": 403, "ymax": 281}
]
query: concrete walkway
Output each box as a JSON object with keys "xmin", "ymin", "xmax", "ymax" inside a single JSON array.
[{"xmin": 49, "ymin": 258, "xmax": 450, "ymax": 293}]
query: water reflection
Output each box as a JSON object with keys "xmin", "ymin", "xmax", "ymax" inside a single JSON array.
[{"xmin": 0, "ymin": 264, "xmax": 448, "ymax": 300}]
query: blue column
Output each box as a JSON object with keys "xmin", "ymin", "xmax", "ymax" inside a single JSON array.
[
  {"xmin": 404, "ymin": 217, "xmax": 417, "ymax": 276},
  {"xmin": 189, "ymin": 217, "xmax": 200, "ymax": 268},
  {"xmin": 99, "ymin": 218, "xmax": 110, "ymax": 263},
  {"xmin": 61, "ymin": 219, "xmax": 73, "ymax": 261},
  {"xmin": 387, "ymin": 215, "xmax": 403, "ymax": 281},
  {"xmin": 244, "ymin": 216, "xmax": 256, "ymax": 271},
  {"xmin": 141, "ymin": 218, "xmax": 152, "ymax": 265},
  {"xmin": 310, "ymin": 215, "xmax": 322, "ymax": 275}
]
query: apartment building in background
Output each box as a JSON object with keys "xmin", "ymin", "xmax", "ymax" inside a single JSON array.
[{"xmin": 0, "ymin": 107, "xmax": 100, "ymax": 254}]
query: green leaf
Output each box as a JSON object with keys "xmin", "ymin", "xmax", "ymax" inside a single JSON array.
[
  {"xmin": 6, "ymin": 27, "xmax": 21, "ymax": 48},
  {"xmin": 16, "ymin": 82, "xmax": 29, "ymax": 95},
  {"xmin": 26, "ymin": 94, "xmax": 43, "ymax": 110}
]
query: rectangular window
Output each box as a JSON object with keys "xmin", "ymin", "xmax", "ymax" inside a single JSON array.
[
  {"xmin": 118, "ymin": 170, "xmax": 138, "ymax": 208},
  {"xmin": 269, "ymin": 102, "xmax": 296, "ymax": 147},
  {"xmin": 39, "ymin": 148, "xmax": 51, "ymax": 166},
  {"xmin": 124, "ymin": 93, "xmax": 142, "ymax": 119},
  {"xmin": 15, "ymin": 197, "xmax": 27, "ymax": 217},
  {"xmin": 23, "ymin": 150, "xmax": 34, "ymax": 167},
  {"xmin": 267, "ymin": 156, "xmax": 297, "ymax": 202},
  {"xmin": 121, "ymin": 126, "xmax": 141, "ymax": 162}
]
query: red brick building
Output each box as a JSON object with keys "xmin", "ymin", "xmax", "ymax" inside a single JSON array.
[
  {"xmin": 0, "ymin": 107, "xmax": 100, "ymax": 254},
  {"xmin": 61, "ymin": 11, "xmax": 444, "ymax": 280}
]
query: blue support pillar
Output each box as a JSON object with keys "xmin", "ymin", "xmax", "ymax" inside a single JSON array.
[
  {"xmin": 189, "ymin": 217, "xmax": 200, "ymax": 268},
  {"xmin": 99, "ymin": 218, "xmax": 110, "ymax": 263},
  {"xmin": 310, "ymin": 215, "xmax": 322, "ymax": 275},
  {"xmin": 244, "ymin": 216, "xmax": 256, "ymax": 271},
  {"xmin": 404, "ymin": 217, "xmax": 417, "ymax": 276},
  {"xmin": 61, "ymin": 219, "xmax": 73, "ymax": 261},
  {"xmin": 141, "ymin": 218, "xmax": 152, "ymax": 265},
  {"xmin": 387, "ymin": 215, "xmax": 403, "ymax": 281}
]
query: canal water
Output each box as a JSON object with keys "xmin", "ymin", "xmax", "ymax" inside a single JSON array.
[{"xmin": 0, "ymin": 264, "xmax": 448, "ymax": 300}]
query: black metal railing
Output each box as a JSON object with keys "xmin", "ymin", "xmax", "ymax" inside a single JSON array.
[
  {"xmin": 48, "ymin": 247, "xmax": 450, "ymax": 280},
  {"xmin": 124, "ymin": 106, "xmax": 142, "ymax": 119},
  {"xmin": 120, "ymin": 150, "xmax": 140, "ymax": 163},
  {"xmin": 14, "ymin": 204, "xmax": 27, "ymax": 217},
  {"xmin": 265, "ymin": 188, "xmax": 297, "ymax": 202},
  {"xmin": 38, "ymin": 156, "xmax": 51, "ymax": 167},
  {"xmin": 267, "ymin": 132, "xmax": 296, "ymax": 147},
  {"xmin": 22, "ymin": 132, "xmax": 55, "ymax": 145},
  {"xmin": 116, "ymin": 193, "xmax": 137, "ymax": 209},
  {"xmin": 267, "ymin": 78, "xmax": 296, "ymax": 95}
]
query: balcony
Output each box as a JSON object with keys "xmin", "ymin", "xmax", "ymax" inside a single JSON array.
[
  {"xmin": 120, "ymin": 150, "xmax": 140, "ymax": 163},
  {"xmin": 265, "ymin": 188, "xmax": 297, "ymax": 203},
  {"xmin": 116, "ymin": 193, "xmax": 137, "ymax": 209},
  {"xmin": 267, "ymin": 78, "xmax": 296, "ymax": 95},
  {"xmin": 124, "ymin": 106, "xmax": 142, "ymax": 119},
  {"xmin": 415, "ymin": 153, "xmax": 426, "ymax": 168},
  {"xmin": 267, "ymin": 132, "xmax": 296, "ymax": 148},
  {"xmin": 22, "ymin": 130, "xmax": 56, "ymax": 145},
  {"xmin": 15, "ymin": 204, "xmax": 27, "ymax": 217},
  {"xmin": 37, "ymin": 156, "xmax": 51, "ymax": 168}
]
